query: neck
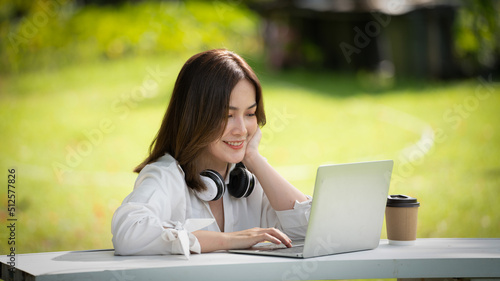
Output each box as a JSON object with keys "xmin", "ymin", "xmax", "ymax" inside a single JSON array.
[{"xmin": 197, "ymin": 152, "xmax": 228, "ymax": 179}]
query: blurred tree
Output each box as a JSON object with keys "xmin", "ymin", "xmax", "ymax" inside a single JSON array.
[
  {"xmin": 77, "ymin": 0, "xmax": 137, "ymax": 6},
  {"xmin": 455, "ymin": 0, "xmax": 500, "ymax": 75},
  {"xmin": 0, "ymin": 0, "xmax": 35, "ymax": 20},
  {"xmin": 0, "ymin": 1, "xmax": 260, "ymax": 73},
  {"xmin": 248, "ymin": 0, "xmax": 499, "ymax": 78}
]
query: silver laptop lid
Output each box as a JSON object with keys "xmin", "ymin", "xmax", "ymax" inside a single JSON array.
[{"xmin": 302, "ymin": 160, "xmax": 393, "ymax": 258}]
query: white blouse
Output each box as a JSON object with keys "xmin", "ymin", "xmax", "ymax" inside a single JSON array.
[{"xmin": 111, "ymin": 154, "xmax": 312, "ymax": 257}]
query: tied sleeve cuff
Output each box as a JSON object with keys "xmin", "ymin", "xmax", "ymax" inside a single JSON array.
[
  {"xmin": 161, "ymin": 218, "xmax": 215, "ymax": 259},
  {"xmin": 275, "ymin": 195, "xmax": 312, "ymax": 229}
]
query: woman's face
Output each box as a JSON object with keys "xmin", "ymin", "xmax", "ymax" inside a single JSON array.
[{"xmin": 206, "ymin": 79, "xmax": 258, "ymax": 169}]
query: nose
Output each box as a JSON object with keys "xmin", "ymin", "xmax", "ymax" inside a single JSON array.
[{"xmin": 231, "ymin": 116, "xmax": 247, "ymax": 136}]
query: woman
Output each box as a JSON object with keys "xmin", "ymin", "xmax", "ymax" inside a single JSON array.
[{"xmin": 111, "ymin": 49, "xmax": 311, "ymax": 256}]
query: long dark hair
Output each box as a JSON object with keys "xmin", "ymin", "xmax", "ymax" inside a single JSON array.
[{"xmin": 134, "ymin": 49, "xmax": 266, "ymax": 191}]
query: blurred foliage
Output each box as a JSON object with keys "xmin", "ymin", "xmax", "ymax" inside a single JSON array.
[
  {"xmin": 2, "ymin": 0, "xmax": 499, "ymax": 76},
  {"xmin": 454, "ymin": 0, "xmax": 500, "ymax": 74},
  {"xmin": 0, "ymin": 0, "xmax": 261, "ymax": 74}
]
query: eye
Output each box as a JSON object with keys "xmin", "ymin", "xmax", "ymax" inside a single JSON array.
[{"xmin": 247, "ymin": 110, "xmax": 256, "ymax": 117}]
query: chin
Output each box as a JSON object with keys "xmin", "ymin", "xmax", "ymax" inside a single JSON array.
[
  {"xmin": 226, "ymin": 153, "xmax": 245, "ymax": 164},
  {"xmin": 228, "ymin": 157, "xmax": 244, "ymax": 164}
]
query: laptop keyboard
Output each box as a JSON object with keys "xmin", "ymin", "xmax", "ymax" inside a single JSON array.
[
  {"xmin": 262, "ymin": 245, "xmax": 304, "ymax": 254},
  {"xmin": 252, "ymin": 241, "xmax": 305, "ymax": 253}
]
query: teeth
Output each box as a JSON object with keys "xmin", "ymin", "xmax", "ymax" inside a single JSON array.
[{"xmin": 226, "ymin": 141, "xmax": 243, "ymax": 146}]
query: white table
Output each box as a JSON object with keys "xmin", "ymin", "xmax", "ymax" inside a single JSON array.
[{"xmin": 1, "ymin": 239, "xmax": 500, "ymax": 281}]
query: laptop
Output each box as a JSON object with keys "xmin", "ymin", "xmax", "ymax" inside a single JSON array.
[{"xmin": 229, "ymin": 160, "xmax": 393, "ymax": 258}]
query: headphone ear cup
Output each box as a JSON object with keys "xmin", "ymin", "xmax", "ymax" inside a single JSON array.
[
  {"xmin": 228, "ymin": 166, "xmax": 255, "ymax": 198},
  {"xmin": 197, "ymin": 170, "xmax": 225, "ymax": 201}
]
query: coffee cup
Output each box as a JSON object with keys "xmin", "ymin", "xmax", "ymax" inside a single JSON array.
[{"xmin": 385, "ymin": 194, "xmax": 420, "ymax": 245}]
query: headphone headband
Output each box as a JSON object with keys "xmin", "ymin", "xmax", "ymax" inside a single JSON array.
[{"xmin": 196, "ymin": 163, "xmax": 255, "ymax": 201}]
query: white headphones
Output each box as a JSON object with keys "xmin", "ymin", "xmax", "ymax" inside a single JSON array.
[{"xmin": 195, "ymin": 163, "xmax": 255, "ymax": 201}]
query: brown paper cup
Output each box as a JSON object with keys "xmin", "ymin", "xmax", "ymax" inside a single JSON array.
[{"xmin": 385, "ymin": 195, "xmax": 420, "ymax": 246}]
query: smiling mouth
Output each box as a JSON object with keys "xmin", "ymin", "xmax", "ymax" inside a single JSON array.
[{"xmin": 223, "ymin": 140, "xmax": 244, "ymax": 149}]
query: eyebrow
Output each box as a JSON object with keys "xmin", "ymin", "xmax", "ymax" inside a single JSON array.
[{"xmin": 229, "ymin": 103, "xmax": 257, "ymax": 110}]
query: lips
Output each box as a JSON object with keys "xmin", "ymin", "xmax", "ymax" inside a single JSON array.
[{"xmin": 223, "ymin": 140, "xmax": 244, "ymax": 149}]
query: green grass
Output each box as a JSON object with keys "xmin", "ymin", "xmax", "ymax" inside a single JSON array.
[{"xmin": 0, "ymin": 54, "xmax": 499, "ymax": 255}]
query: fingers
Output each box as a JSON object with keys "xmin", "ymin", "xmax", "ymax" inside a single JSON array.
[
  {"xmin": 246, "ymin": 127, "xmax": 262, "ymax": 152},
  {"xmin": 253, "ymin": 127, "xmax": 262, "ymax": 143},
  {"xmin": 262, "ymin": 227, "xmax": 292, "ymax": 248},
  {"xmin": 242, "ymin": 227, "xmax": 292, "ymax": 248}
]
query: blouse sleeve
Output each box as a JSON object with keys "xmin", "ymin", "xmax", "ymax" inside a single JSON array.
[
  {"xmin": 274, "ymin": 195, "xmax": 312, "ymax": 239},
  {"xmin": 259, "ymin": 183, "xmax": 313, "ymax": 240},
  {"xmin": 111, "ymin": 163, "xmax": 212, "ymax": 257}
]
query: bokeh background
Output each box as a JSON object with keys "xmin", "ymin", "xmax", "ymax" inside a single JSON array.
[{"xmin": 1, "ymin": 0, "xmax": 499, "ymax": 268}]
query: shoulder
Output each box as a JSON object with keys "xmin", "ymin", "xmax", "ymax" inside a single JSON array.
[
  {"xmin": 134, "ymin": 154, "xmax": 186, "ymax": 193},
  {"xmin": 139, "ymin": 154, "xmax": 183, "ymax": 176},
  {"xmin": 118, "ymin": 154, "xmax": 190, "ymax": 219}
]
